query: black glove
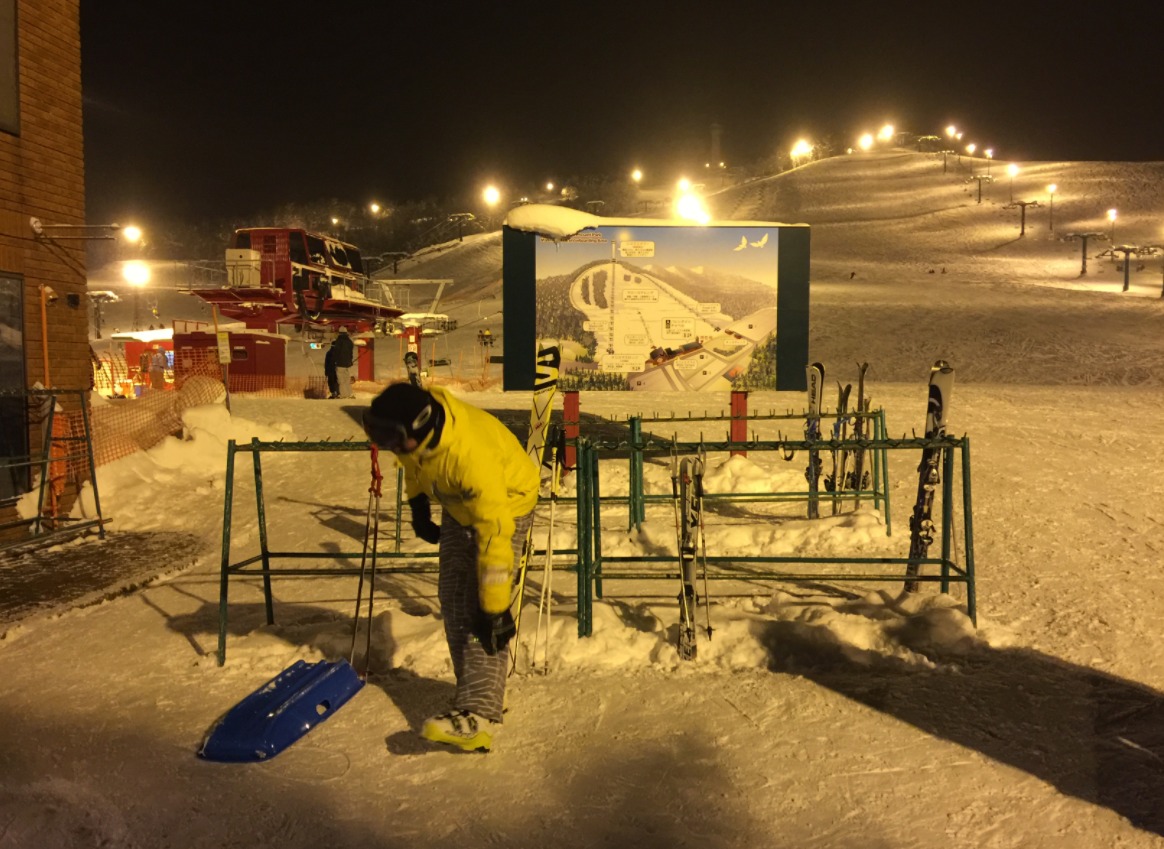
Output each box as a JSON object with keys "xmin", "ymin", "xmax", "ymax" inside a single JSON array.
[
  {"xmin": 408, "ymin": 495, "xmax": 441, "ymax": 544},
  {"xmin": 473, "ymin": 609, "xmax": 516, "ymax": 656}
]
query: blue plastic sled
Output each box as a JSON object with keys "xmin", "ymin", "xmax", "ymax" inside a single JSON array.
[{"xmin": 198, "ymin": 659, "xmax": 365, "ymax": 762}]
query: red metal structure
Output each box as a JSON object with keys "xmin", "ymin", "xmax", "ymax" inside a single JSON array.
[{"xmin": 189, "ymin": 228, "xmax": 402, "ymax": 333}]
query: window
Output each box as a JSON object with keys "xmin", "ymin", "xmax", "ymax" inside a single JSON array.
[
  {"xmin": 0, "ymin": 0, "xmax": 17, "ymax": 135},
  {"xmin": 0, "ymin": 273, "xmax": 26, "ymax": 501},
  {"xmin": 288, "ymin": 233, "xmax": 308, "ymax": 265},
  {"xmin": 305, "ymin": 235, "xmax": 327, "ymax": 267},
  {"xmin": 347, "ymin": 248, "xmax": 364, "ymax": 275}
]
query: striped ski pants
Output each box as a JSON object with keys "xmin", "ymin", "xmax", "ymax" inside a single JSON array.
[{"xmin": 438, "ymin": 508, "xmax": 534, "ymax": 723}]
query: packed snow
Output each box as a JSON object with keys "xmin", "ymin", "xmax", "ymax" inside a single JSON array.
[{"xmin": 4, "ymin": 152, "xmax": 1164, "ymax": 848}]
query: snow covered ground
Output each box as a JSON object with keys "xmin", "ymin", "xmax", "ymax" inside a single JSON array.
[{"xmin": 6, "ymin": 152, "xmax": 1164, "ymax": 847}]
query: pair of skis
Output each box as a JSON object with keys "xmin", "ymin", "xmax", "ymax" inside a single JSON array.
[
  {"xmin": 904, "ymin": 360, "xmax": 954, "ymax": 592},
  {"xmin": 808, "ymin": 359, "xmax": 954, "ymax": 591},
  {"xmin": 510, "ymin": 345, "xmax": 561, "ymax": 675},
  {"xmin": 671, "ymin": 450, "xmax": 713, "ymax": 660},
  {"xmin": 805, "ymin": 362, "xmax": 872, "ymax": 518},
  {"xmin": 404, "ymin": 351, "xmax": 422, "ymax": 388},
  {"xmin": 804, "ymin": 363, "xmax": 825, "ymax": 519}
]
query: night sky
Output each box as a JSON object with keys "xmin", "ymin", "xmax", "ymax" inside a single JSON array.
[{"xmin": 81, "ymin": 2, "xmax": 1164, "ymax": 225}]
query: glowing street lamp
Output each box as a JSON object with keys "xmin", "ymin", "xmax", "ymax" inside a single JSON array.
[
  {"xmin": 1107, "ymin": 208, "xmax": 1118, "ymax": 251},
  {"xmin": 790, "ymin": 139, "xmax": 813, "ymax": 165},
  {"xmin": 858, "ymin": 133, "xmax": 874, "ymax": 151},
  {"xmin": 483, "ymin": 185, "xmax": 501, "ymax": 207},
  {"xmin": 122, "ymin": 260, "xmax": 149, "ymax": 286},
  {"xmin": 677, "ymin": 177, "xmax": 692, "ymax": 192},
  {"xmin": 123, "ymin": 260, "xmax": 150, "ymax": 331},
  {"xmin": 631, "ymin": 168, "xmax": 643, "ymax": 183},
  {"xmin": 122, "ymin": 225, "xmax": 143, "ymax": 244},
  {"xmin": 1046, "ymin": 184, "xmax": 1057, "ymax": 231},
  {"xmin": 545, "ymin": 182, "xmax": 555, "ymax": 192},
  {"xmin": 878, "ymin": 123, "xmax": 895, "ymax": 143},
  {"xmin": 984, "ymin": 148, "xmax": 994, "ymax": 176},
  {"xmin": 674, "ymin": 191, "xmax": 710, "ymax": 224},
  {"xmin": 1006, "ymin": 163, "xmax": 1019, "ymax": 203},
  {"xmin": 966, "ymin": 143, "xmax": 977, "ymax": 156},
  {"xmin": 945, "ymin": 124, "xmax": 957, "ymax": 139}
]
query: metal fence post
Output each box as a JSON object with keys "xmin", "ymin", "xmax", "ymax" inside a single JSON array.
[{"xmin": 217, "ymin": 440, "xmax": 237, "ymax": 666}]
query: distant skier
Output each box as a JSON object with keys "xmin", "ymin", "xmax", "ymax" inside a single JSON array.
[
  {"xmin": 149, "ymin": 346, "xmax": 167, "ymax": 391},
  {"xmin": 332, "ymin": 327, "xmax": 355, "ymax": 398},
  {"xmin": 362, "ymin": 382, "xmax": 538, "ymax": 752},
  {"xmin": 324, "ymin": 345, "xmax": 339, "ymax": 398}
]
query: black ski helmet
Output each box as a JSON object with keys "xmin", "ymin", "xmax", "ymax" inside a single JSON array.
[{"xmin": 363, "ymin": 382, "xmax": 439, "ymax": 452}]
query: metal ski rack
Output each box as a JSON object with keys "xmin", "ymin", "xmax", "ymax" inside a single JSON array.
[
  {"xmin": 572, "ymin": 431, "xmax": 976, "ymax": 640},
  {"xmin": 0, "ymin": 388, "xmax": 105, "ymax": 552},
  {"xmin": 215, "ymin": 437, "xmax": 438, "ymax": 665},
  {"xmin": 619, "ymin": 411, "xmax": 892, "ymax": 533}
]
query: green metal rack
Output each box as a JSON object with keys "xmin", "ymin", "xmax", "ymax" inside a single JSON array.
[
  {"xmin": 0, "ymin": 388, "xmax": 106, "ymax": 552},
  {"xmin": 215, "ymin": 437, "xmax": 438, "ymax": 665},
  {"xmin": 573, "ymin": 432, "xmax": 976, "ymax": 639}
]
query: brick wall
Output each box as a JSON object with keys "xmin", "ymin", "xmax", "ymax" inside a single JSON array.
[
  {"xmin": 0, "ymin": 0, "xmax": 87, "ymax": 530},
  {"xmin": 0, "ymin": 0, "xmax": 87, "ymax": 401}
]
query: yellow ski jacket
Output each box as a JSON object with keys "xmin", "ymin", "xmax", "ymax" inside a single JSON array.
[{"xmin": 396, "ymin": 385, "xmax": 539, "ymax": 613}]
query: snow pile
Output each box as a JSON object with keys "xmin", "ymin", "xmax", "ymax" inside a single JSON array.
[{"xmin": 77, "ymin": 401, "xmax": 296, "ymax": 536}]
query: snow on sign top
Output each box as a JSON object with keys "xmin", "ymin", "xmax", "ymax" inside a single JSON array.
[{"xmin": 504, "ymin": 203, "xmax": 802, "ymax": 239}]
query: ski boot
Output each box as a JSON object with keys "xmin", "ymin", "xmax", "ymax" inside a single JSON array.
[{"xmin": 421, "ymin": 710, "xmax": 498, "ymax": 753}]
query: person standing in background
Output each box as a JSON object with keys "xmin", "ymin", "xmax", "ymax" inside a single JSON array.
[
  {"xmin": 149, "ymin": 346, "xmax": 167, "ymax": 391},
  {"xmin": 331, "ymin": 327, "xmax": 355, "ymax": 398}
]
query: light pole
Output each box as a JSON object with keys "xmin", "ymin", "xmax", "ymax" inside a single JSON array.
[
  {"xmin": 1007, "ymin": 163, "xmax": 1019, "ymax": 203},
  {"xmin": 1047, "ymin": 184, "xmax": 1057, "ymax": 231},
  {"xmin": 1107, "ymin": 208, "xmax": 1118, "ymax": 254},
  {"xmin": 985, "ymin": 148, "xmax": 994, "ymax": 177}
]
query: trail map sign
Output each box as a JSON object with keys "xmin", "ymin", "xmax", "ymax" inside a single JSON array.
[{"xmin": 502, "ymin": 212, "xmax": 809, "ymax": 392}]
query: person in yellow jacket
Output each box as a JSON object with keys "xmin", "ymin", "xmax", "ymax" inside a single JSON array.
[{"xmin": 362, "ymin": 381, "xmax": 538, "ymax": 752}]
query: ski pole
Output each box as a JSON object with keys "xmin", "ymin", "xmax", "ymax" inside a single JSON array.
[
  {"xmin": 350, "ymin": 446, "xmax": 383, "ymax": 675},
  {"xmin": 349, "ymin": 445, "xmax": 382, "ymax": 667},
  {"xmin": 533, "ymin": 444, "xmax": 560, "ymax": 674},
  {"xmin": 365, "ymin": 448, "xmax": 383, "ymax": 674}
]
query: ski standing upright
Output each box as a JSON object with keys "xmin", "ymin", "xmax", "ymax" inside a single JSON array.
[
  {"xmin": 826, "ymin": 381, "xmax": 852, "ymax": 515},
  {"xmin": 904, "ymin": 360, "xmax": 954, "ymax": 593},
  {"xmin": 804, "ymin": 362, "xmax": 825, "ymax": 519},
  {"xmin": 671, "ymin": 452, "xmax": 699, "ymax": 660},
  {"xmin": 404, "ymin": 351, "xmax": 422, "ymax": 388},
  {"xmin": 849, "ymin": 362, "xmax": 871, "ymax": 508},
  {"xmin": 509, "ymin": 344, "xmax": 561, "ymax": 672}
]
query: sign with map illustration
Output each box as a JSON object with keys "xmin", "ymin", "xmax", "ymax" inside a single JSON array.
[{"xmin": 502, "ymin": 215, "xmax": 809, "ymax": 392}]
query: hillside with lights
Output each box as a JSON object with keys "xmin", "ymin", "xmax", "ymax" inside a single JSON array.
[{"xmin": 88, "ymin": 151, "xmax": 1164, "ymax": 385}]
